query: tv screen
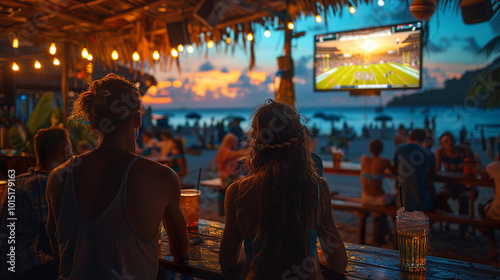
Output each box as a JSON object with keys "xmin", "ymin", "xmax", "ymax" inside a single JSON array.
[{"xmin": 314, "ymin": 21, "xmax": 423, "ymax": 91}]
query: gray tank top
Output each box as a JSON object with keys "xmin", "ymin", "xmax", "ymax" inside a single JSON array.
[{"xmin": 56, "ymin": 156, "xmax": 158, "ymax": 280}]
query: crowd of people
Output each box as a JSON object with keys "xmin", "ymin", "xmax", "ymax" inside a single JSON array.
[
  {"xmin": 360, "ymin": 125, "xmax": 500, "ymax": 257},
  {"xmin": 0, "ymin": 73, "xmax": 498, "ymax": 280}
]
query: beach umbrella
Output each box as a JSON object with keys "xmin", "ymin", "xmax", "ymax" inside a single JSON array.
[
  {"xmin": 313, "ymin": 112, "xmax": 326, "ymax": 119},
  {"xmin": 375, "ymin": 115, "xmax": 393, "ymax": 122},
  {"xmin": 186, "ymin": 112, "xmax": 202, "ymax": 119},
  {"xmin": 224, "ymin": 114, "xmax": 246, "ymax": 122}
]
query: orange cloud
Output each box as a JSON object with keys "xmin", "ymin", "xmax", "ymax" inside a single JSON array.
[
  {"xmin": 142, "ymin": 94, "xmax": 172, "ymax": 105},
  {"xmin": 192, "ymin": 69, "xmax": 241, "ymax": 98},
  {"xmin": 247, "ymin": 71, "xmax": 267, "ymax": 85},
  {"xmin": 173, "ymin": 80, "xmax": 182, "ymax": 88}
]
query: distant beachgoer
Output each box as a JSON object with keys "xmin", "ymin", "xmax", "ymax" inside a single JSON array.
[
  {"xmin": 422, "ymin": 137, "xmax": 435, "ymax": 150},
  {"xmin": 393, "ymin": 129, "xmax": 436, "ymax": 211},
  {"xmin": 478, "ymin": 152, "xmax": 500, "ymax": 258},
  {"xmin": 394, "ymin": 124, "xmax": 406, "ymax": 147},
  {"xmin": 158, "ymin": 130, "xmax": 174, "ymax": 158},
  {"xmin": 219, "ymin": 99, "xmax": 347, "ymax": 278},
  {"xmin": 170, "ymin": 139, "xmax": 187, "ymax": 181},
  {"xmin": 215, "ymin": 133, "xmax": 245, "ymax": 188},
  {"xmin": 361, "ymin": 139, "xmax": 394, "ymax": 244},
  {"xmin": 435, "ymin": 132, "xmax": 475, "ymax": 234},
  {"xmin": 460, "ymin": 126, "xmax": 467, "ymax": 145},
  {"xmin": 140, "ymin": 131, "xmax": 159, "ymax": 157},
  {"xmin": 229, "ymin": 119, "xmax": 244, "ymax": 147},
  {"xmin": 46, "ymin": 73, "xmax": 188, "ymax": 279}
]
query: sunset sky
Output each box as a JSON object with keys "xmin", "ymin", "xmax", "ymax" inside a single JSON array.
[{"xmin": 144, "ymin": 1, "xmax": 498, "ymax": 109}]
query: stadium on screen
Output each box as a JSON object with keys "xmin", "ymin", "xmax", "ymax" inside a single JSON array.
[{"xmin": 314, "ymin": 22, "xmax": 422, "ymax": 92}]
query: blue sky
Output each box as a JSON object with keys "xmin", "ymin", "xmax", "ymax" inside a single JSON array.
[{"xmin": 145, "ymin": 1, "xmax": 497, "ymax": 109}]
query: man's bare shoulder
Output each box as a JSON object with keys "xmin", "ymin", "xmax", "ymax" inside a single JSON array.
[{"xmin": 131, "ymin": 157, "xmax": 179, "ymax": 183}]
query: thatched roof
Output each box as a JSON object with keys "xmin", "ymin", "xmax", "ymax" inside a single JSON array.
[{"xmin": 0, "ymin": 0, "xmax": 370, "ymax": 73}]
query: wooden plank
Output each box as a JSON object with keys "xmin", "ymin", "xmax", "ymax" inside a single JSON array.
[{"xmin": 158, "ymin": 220, "xmax": 500, "ymax": 280}]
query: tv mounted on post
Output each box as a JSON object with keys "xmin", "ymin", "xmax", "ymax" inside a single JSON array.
[{"xmin": 314, "ymin": 21, "xmax": 423, "ymax": 94}]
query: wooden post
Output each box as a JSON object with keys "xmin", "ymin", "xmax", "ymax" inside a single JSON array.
[
  {"xmin": 61, "ymin": 42, "xmax": 69, "ymax": 123},
  {"xmin": 275, "ymin": 20, "xmax": 295, "ymax": 107}
]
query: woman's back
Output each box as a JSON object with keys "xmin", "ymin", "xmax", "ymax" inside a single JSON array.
[{"xmin": 360, "ymin": 155, "xmax": 390, "ymax": 197}]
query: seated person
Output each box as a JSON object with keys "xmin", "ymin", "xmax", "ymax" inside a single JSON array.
[
  {"xmin": 394, "ymin": 129, "xmax": 436, "ymax": 212},
  {"xmin": 158, "ymin": 130, "xmax": 174, "ymax": 159},
  {"xmin": 215, "ymin": 133, "xmax": 245, "ymax": 188},
  {"xmin": 361, "ymin": 139, "xmax": 394, "ymax": 245},
  {"xmin": 478, "ymin": 152, "xmax": 500, "ymax": 258},
  {"xmin": 394, "ymin": 124, "xmax": 406, "ymax": 147},
  {"xmin": 0, "ymin": 127, "xmax": 71, "ymax": 280},
  {"xmin": 140, "ymin": 131, "xmax": 159, "ymax": 157},
  {"xmin": 220, "ymin": 100, "xmax": 347, "ymax": 279},
  {"xmin": 170, "ymin": 139, "xmax": 187, "ymax": 182},
  {"xmin": 435, "ymin": 132, "xmax": 475, "ymax": 217}
]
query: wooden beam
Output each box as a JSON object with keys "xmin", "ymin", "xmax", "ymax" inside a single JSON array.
[
  {"xmin": 101, "ymin": 0, "xmax": 168, "ymax": 25},
  {"xmin": 65, "ymin": 0, "xmax": 108, "ymax": 12}
]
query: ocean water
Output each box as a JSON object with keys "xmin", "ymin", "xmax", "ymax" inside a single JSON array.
[{"xmin": 153, "ymin": 106, "xmax": 500, "ymax": 139}]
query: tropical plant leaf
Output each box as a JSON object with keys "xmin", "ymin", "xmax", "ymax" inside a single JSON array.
[
  {"xmin": 27, "ymin": 92, "xmax": 53, "ymax": 135},
  {"xmin": 7, "ymin": 125, "xmax": 29, "ymax": 152}
]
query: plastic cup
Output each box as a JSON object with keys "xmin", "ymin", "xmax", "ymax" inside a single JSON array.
[
  {"xmin": 180, "ymin": 189, "xmax": 201, "ymax": 229},
  {"xmin": 332, "ymin": 153, "xmax": 342, "ymax": 169},
  {"xmin": 396, "ymin": 208, "xmax": 429, "ymax": 273}
]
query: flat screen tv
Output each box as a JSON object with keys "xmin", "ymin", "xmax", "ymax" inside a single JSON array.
[{"xmin": 314, "ymin": 21, "xmax": 423, "ymax": 92}]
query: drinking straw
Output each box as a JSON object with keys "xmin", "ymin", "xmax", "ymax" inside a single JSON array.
[
  {"xmin": 197, "ymin": 168, "xmax": 202, "ymax": 192},
  {"xmin": 399, "ymin": 184, "xmax": 403, "ymax": 208}
]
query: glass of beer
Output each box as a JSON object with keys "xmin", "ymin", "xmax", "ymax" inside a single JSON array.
[
  {"xmin": 180, "ymin": 189, "xmax": 202, "ymax": 229},
  {"xmin": 396, "ymin": 208, "xmax": 429, "ymax": 273}
]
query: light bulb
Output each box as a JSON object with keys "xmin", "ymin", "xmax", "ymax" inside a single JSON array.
[
  {"xmin": 12, "ymin": 63, "xmax": 19, "ymax": 71},
  {"xmin": 287, "ymin": 22, "xmax": 294, "ymax": 30},
  {"xmin": 153, "ymin": 50, "xmax": 160, "ymax": 60},
  {"xmin": 111, "ymin": 50, "xmax": 119, "ymax": 60},
  {"xmin": 177, "ymin": 44, "xmax": 184, "ymax": 52},
  {"xmin": 264, "ymin": 30, "xmax": 271, "ymax": 38},
  {"xmin": 187, "ymin": 45, "xmax": 194, "ymax": 53},
  {"xmin": 378, "ymin": 0, "xmax": 385, "ymax": 7},
  {"xmin": 50, "ymin": 43, "xmax": 56, "ymax": 55},
  {"xmin": 34, "ymin": 60, "xmax": 41, "ymax": 69},
  {"xmin": 247, "ymin": 33, "xmax": 253, "ymax": 41},
  {"xmin": 207, "ymin": 40, "xmax": 214, "ymax": 48},
  {"xmin": 349, "ymin": 6, "xmax": 356, "ymax": 14},
  {"xmin": 171, "ymin": 49, "xmax": 178, "ymax": 58},
  {"xmin": 53, "ymin": 58, "xmax": 60, "ymax": 65},
  {"xmin": 132, "ymin": 51, "xmax": 140, "ymax": 61},
  {"xmin": 87, "ymin": 54, "xmax": 93, "ymax": 61},
  {"xmin": 82, "ymin": 48, "xmax": 88, "ymax": 58},
  {"xmin": 315, "ymin": 15, "xmax": 322, "ymax": 23},
  {"xmin": 225, "ymin": 37, "xmax": 231, "ymax": 44},
  {"xmin": 13, "ymin": 38, "xmax": 19, "ymax": 48}
]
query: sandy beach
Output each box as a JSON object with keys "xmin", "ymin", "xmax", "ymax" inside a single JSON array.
[{"xmin": 179, "ymin": 133, "xmax": 500, "ymax": 268}]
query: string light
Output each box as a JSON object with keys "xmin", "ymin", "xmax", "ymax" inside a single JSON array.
[
  {"xmin": 12, "ymin": 62, "xmax": 19, "ymax": 71},
  {"xmin": 171, "ymin": 48, "xmax": 178, "ymax": 58},
  {"xmin": 246, "ymin": 33, "xmax": 254, "ymax": 41},
  {"xmin": 264, "ymin": 29, "xmax": 271, "ymax": 38},
  {"xmin": 87, "ymin": 54, "xmax": 93, "ymax": 61},
  {"xmin": 287, "ymin": 22, "xmax": 294, "ymax": 30},
  {"xmin": 187, "ymin": 45, "xmax": 194, "ymax": 53},
  {"xmin": 153, "ymin": 50, "xmax": 160, "ymax": 60},
  {"xmin": 34, "ymin": 60, "xmax": 41, "ymax": 69},
  {"xmin": 111, "ymin": 50, "xmax": 119, "ymax": 60},
  {"xmin": 225, "ymin": 37, "xmax": 231, "ymax": 44},
  {"xmin": 378, "ymin": 0, "xmax": 385, "ymax": 7},
  {"xmin": 50, "ymin": 43, "xmax": 56, "ymax": 55},
  {"xmin": 12, "ymin": 37, "xmax": 19, "ymax": 48},
  {"xmin": 177, "ymin": 44, "xmax": 184, "ymax": 52},
  {"xmin": 132, "ymin": 51, "xmax": 140, "ymax": 61},
  {"xmin": 53, "ymin": 58, "xmax": 60, "ymax": 65},
  {"xmin": 82, "ymin": 48, "xmax": 88, "ymax": 58},
  {"xmin": 315, "ymin": 15, "xmax": 322, "ymax": 23},
  {"xmin": 349, "ymin": 6, "xmax": 356, "ymax": 14},
  {"xmin": 207, "ymin": 40, "xmax": 214, "ymax": 48}
]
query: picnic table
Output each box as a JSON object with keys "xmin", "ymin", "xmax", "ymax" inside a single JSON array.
[
  {"xmin": 158, "ymin": 219, "xmax": 500, "ymax": 279},
  {"xmin": 322, "ymin": 160, "xmax": 495, "ymax": 220}
]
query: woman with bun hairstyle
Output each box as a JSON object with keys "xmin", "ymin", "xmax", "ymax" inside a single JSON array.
[{"xmin": 46, "ymin": 74, "xmax": 188, "ymax": 279}]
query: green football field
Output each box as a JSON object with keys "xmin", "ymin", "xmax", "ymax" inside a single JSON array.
[{"xmin": 315, "ymin": 62, "xmax": 420, "ymax": 90}]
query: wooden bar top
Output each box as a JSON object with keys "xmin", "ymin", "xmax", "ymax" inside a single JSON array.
[{"xmin": 158, "ymin": 220, "xmax": 500, "ymax": 279}]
